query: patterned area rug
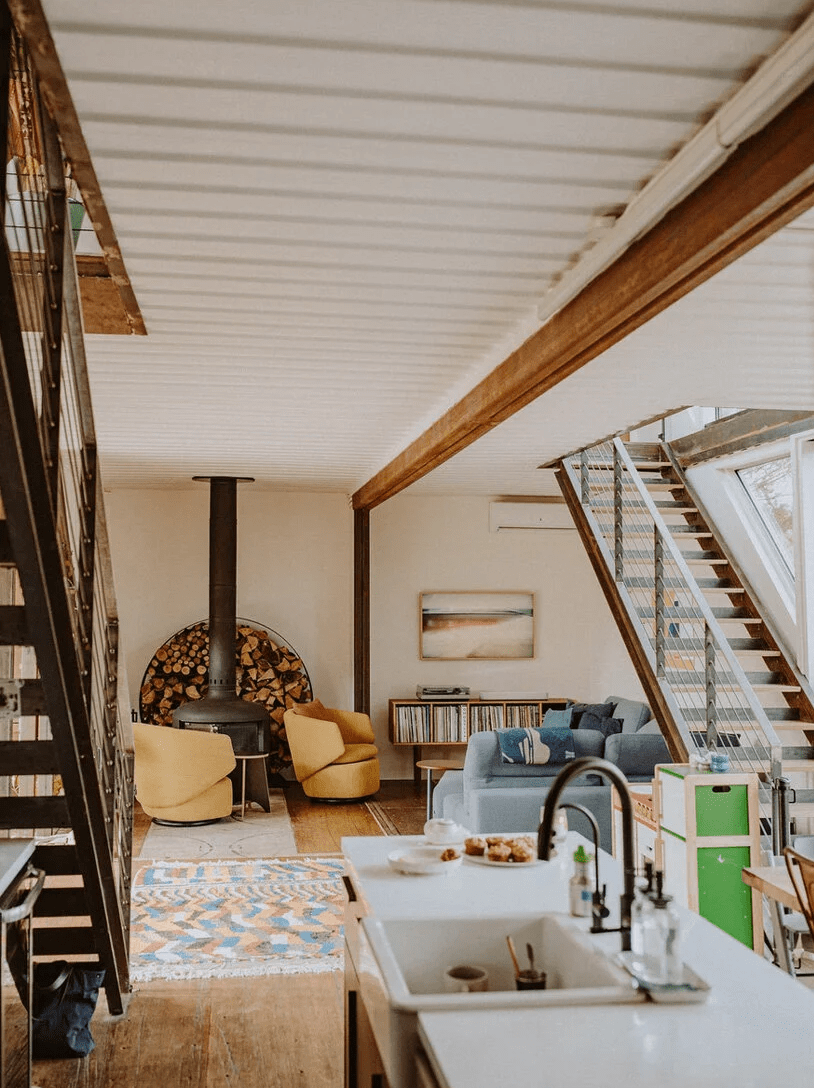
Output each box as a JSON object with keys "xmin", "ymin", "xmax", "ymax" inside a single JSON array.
[
  {"xmin": 139, "ymin": 789, "xmax": 297, "ymax": 860},
  {"xmin": 130, "ymin": 856, "xmax": 345, "ymax": 981},
  {"xmin": 365, "ymin": 793, "xmax": 426, "ymax": 836}
]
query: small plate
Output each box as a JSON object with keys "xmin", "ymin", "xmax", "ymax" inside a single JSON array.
[
  {"xmin": 461, "ymin": 834, "xmax": 540, "ymax": 867},
  {"xmin": 387, "ymin": 846, "xmax": 464, "ymax": 876},
  {"xmin": 423, "ymin": 835, "xmax": 468, "ymax": 848}
]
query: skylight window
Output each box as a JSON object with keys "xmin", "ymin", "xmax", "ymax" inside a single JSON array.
[{"xmin": 736, "ymin": 455, "xmax": 794, "ymax": 576}]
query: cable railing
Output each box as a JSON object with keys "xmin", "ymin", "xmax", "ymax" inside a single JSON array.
[{"xmin": 562, "ymin": 437, "xmax": 784, "ymax": 780}]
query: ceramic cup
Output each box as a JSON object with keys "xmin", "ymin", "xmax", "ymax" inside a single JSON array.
[
  {"xmin": 515, "ymin": 970, "xmax": 547, "ymax": 990},
  {"xmin": 424, "ymin": 818, "xmax": 466, "ymax": 845},
  {"xmin": 443, "ymin": 965, "xmax": 489, "ymax": 993}
]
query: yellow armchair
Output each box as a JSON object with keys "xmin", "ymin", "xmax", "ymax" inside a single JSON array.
[
  {"xmin": 283, "ymin": 699, "xmax": 380, "ymax": 801},
  {"xmin": 133, "ymin": 722, "xmax": 237, "ymax": 825}
]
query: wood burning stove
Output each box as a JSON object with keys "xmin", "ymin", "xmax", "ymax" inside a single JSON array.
[{"xmin": 172, "ymin": 476, "xmax": 271, "ymax": 757}]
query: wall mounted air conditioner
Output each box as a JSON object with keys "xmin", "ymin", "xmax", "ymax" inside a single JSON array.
[{"xmin": 489, "ymin": 501, "xmax": 575, "ymax": 532}]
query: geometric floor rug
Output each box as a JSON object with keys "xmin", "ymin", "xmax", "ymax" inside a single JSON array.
[
  {"xmin": 138, "ymin": 788, "xmax": 297, "ymax": 860},
  {"xmin": 129, "ymin": 856, "xmax": 346, "ymax": 982}
]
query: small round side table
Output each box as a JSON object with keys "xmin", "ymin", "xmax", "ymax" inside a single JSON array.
[
  {"xmin": 415, "ymin": 757, "xmax": 465, "ymax": 821},
  {"xmin": 231, "ymin": 752, "xmax": 270, "ymax": 820}
]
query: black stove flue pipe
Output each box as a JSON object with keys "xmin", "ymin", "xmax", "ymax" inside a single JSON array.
[
  {"xmin": 172, "ymin": 475, "xmax": 270, "ymax": 756},
  {"xmin": 207, "ymin": 475, "xmax": 239, "ymax": 700}
]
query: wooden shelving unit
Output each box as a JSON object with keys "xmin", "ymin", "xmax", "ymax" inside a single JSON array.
[{"xmin": 389, "ymin": 696, "xmax": 571, "ymax": 747}]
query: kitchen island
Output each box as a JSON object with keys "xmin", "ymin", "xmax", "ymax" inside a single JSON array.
[{"xmin": 342, "ymin": 834, "xmax": 814, "ymax": 1088}]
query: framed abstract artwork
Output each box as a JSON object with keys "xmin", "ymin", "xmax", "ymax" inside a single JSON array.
[{"xmin": 419, "ymin": 591, "xmax": 535, "ymax": 660}]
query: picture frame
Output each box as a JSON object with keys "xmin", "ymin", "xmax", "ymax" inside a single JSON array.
[{"xmin": 419, "ymin": 591, "xmax": 535, "ymax": 660}]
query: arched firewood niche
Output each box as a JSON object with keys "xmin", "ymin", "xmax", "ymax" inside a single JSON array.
[{"xmin": 139, "ymin": 618, "xmax": 313, "ymax": 775}]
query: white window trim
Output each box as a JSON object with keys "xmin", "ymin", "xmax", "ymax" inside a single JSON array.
[
  {"xmin": 717, "ymin": 440, "xmax": 796, "ymax": 619},
  {"xmin": 792, "ymin": 433, "xmax": 814, "ymax": 678}
]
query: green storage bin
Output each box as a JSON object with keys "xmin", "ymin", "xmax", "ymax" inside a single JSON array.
[
  {"xmin": 696, "ymin": 845, "xmax": 754, "ymax": 947},
  {"xmin": 695, "ymin": 783, "xmax": 749, "ymax": 837}
]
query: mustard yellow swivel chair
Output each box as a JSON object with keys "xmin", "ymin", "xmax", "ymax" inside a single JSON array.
[
  {"xmin": 132, "ymin": 722, "xmax": 237, "ymax": 825},
  {"xmin": 283, "ymin": 699, "xmax": 380, "ymax": 801}
]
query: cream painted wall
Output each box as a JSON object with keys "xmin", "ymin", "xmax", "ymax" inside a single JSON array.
[
  {"xmin": 370, "ymin": 495, "xmax": 643, "ymax": 778},
  {"xmin": 106, "ymin": 488, "xmax": 643, "ymax": 782},
  {"xmin": 104, "ymin": 487, "xmax": 355, "ymax": 722}
]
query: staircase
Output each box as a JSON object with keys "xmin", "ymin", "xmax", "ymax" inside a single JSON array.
[
  {"xmin": 0, "ymin": 18, "xmax": 132, "ymax": 1013},
  {"xmin": 556, "ymin": 436, "xmax": 814, "ymax": 844}
]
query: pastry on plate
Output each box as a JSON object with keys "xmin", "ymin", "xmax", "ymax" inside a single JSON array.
[
  {"xmin": 486, "ymin": 842, "xmax": 512, "ymax": 862},
  {"xmin": 509, "ymin": 840, "xmax": 535, "ymax": 863},
  {"xmin": 464, "ymin": 836, "xmax": 486, "ymax": 856}
]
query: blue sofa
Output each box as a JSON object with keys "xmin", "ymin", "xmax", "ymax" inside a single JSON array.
[{"xmin": 431, "ymin": 696, "xmax": 670, "ymax": 850}]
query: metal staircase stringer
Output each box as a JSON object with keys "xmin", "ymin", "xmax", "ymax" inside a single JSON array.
[
  {"xmin": 660, "ymin": 441, "xmax": 814, "ymax": 732},
  {"xmin": 0, "ymin": 234, "xmax": 129, "ymax": 1013},
  {"xmin": 555, "ymin": 461, "xmax": 689, "ymax": 764}
]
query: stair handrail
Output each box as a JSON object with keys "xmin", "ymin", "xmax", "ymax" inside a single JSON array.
[
  {"xmin": 609, "ymin": 437, "xmax": 784, "ymax": 763},
  {"xmin": 566, "ymin": 437, "xmax": 784, "ymax": 773},
  {"xmin": 559, "ymin": 455, "xmax": 696, "ymax": 760},
  {"xmin": 661, "ymin": 441, "xmax": 814, "ymax": 720}
]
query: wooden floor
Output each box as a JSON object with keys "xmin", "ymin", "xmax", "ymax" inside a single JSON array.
[{"xmin": 30, "ymin": 780, "xmax": 423, "ymax": 1088}]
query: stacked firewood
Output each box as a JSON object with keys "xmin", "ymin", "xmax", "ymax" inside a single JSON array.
[{"xmin": 139, "ymin": 621, "xmax": 312, "ymax": 773}]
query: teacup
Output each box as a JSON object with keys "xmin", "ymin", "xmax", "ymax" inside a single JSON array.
[{"xmin": 444, "ymin": 965, "xmax": 489, "ymax": 992}]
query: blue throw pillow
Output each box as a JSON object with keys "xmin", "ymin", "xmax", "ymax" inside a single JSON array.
[
  {"xmin": 542, "ymin": 706, "xmax": 574, "ymax": 730},
  {"xmin": 569, "ymin": 702, "xmax": 613, "ymax": 729},
  {"xmin": 497, "ymin": 726, "xmax": 576, "ymax": 765},
  {"xmin": 579, "ymin": 712, "xmax": 622, "ymax": 739}
]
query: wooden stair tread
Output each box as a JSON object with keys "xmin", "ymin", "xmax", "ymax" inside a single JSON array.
[
  {"xmin": 785, "ymin": 803, "xmax": 814, "ymax": 817},
  {"xmin": 752, "ymin": 683, "xmax": 801, "ymax": 693}
]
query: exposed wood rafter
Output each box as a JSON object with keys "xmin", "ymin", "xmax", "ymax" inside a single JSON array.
[
  {"xmin": 671, "ymin": 409, "xmax": 814, "ymax": 467},
  {"xmin": 353, "ymin": 80, "xmax": 814, "ymax": 511}
]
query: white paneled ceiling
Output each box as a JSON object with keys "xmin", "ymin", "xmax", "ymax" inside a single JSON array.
[{"xmin": 40, "ymin": 0, "xmax": 814, "ymax": 495}]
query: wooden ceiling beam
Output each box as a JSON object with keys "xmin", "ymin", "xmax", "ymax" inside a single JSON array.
[{"xmin": 352, "ymin": 80, "xmax": 814, "ymax": 511}]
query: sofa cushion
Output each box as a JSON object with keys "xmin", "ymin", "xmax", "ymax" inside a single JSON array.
[
  {"xmin": 570, "ymin": 702, "xmax": 614, "ymax": 729},
  {"xmin": 638, "ymin": 719, "xmax": 662, "ymax": 734},
  {"xmin": 579, "ymin": 712, "xmax": 622, "ymax": 738},
  {"xmin": 605, "ymin": 696, "xmax": 651, "ymax": 734},
  {"xmin": 486, "ymin": 729, "xmax": 605, "ymax": 779},
  {"xmin": 497, "ymin": 726, "xmax": 575, "ymax": 766},
  {"xmin": 333, "ymin": 742, "xmax": 379, "ymax": 764},
  {"xmin": 292, "ymin": 698, "xmax": 330, "ymax": 720},
  {"xmin": 541, "ymin": 706, "xmax": 574, "ymax": 730},
  {"xmin": 605, "ymin": 732, "xmax": 670, "ymax": 777},
  {"xmin": 573, "ymin": 729, "xmax": 606, "ymax": 758}
]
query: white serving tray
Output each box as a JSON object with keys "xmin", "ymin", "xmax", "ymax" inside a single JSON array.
[{"xmin": 614, "ymin": 952, "xmax": 710, "ymax": 1004}]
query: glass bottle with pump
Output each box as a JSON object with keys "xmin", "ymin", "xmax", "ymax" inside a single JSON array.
[
  {"xmin": 630, "ymin": 859, "xmax": 655, "ymax": 967},
  {"xmin": 569, "ymin": 844, "xmax": 593, "ymax": 918},
  {"xmin": 635, "ymin": 869, "xmax": 682, "ymax": 985}
]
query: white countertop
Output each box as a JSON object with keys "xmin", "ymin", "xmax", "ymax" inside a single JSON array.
[
  {"xmin": 343, "ymin": 833, "xmax": 582, "ymax": 921},
  {"xmin": 342, "ymin": 834, "xmax": 814, "ymax": 1088}
]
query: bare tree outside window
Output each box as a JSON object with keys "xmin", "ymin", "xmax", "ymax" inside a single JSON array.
[{"xmin": 736, "ymin": 455, "xmax": 794, "ymax": 575}]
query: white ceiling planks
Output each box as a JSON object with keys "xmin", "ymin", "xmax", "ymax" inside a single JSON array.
[{"xmin": 39, "ymin": 0, "xmax": 814, "ymax": 493}]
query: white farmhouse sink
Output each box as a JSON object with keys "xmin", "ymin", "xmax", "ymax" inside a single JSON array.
[{"xmin": 356, "ymin": 912, "xmax": 642, "ymax": 1088}]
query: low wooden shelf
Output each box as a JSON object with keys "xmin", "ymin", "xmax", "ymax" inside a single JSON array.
[{"xmin": 389, "ymin": 695, "xmax": 571, "ymax": 747}]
